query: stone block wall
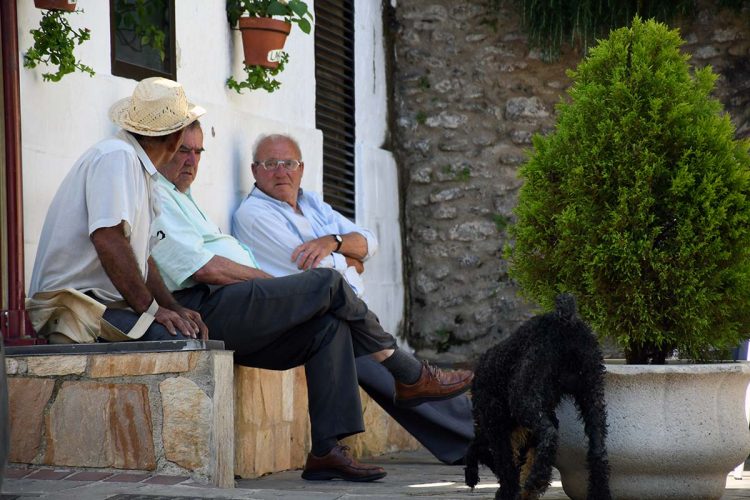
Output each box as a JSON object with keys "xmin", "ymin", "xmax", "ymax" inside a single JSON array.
[
  {"xmin": 392, "ymin": 0, "xmax": 750, "ymax": 364},
  {"xmin": 6, "ymin": 350, "xmax": 235, "ymax": 486},
  {"xmin": 7, "ymin": 351, "xmax": 421, "ymax": 484}
]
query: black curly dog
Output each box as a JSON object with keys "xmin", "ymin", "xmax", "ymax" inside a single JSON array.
[{"xmin": 464, "ymin": 294, "xmax": 611, "ymax": 500}]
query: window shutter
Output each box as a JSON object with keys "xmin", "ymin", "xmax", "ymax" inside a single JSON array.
[{"xmin": 315, "ymin": 0, "xmax": 356, "ymax": 219}]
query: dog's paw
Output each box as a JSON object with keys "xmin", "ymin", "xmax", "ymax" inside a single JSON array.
[{"xmin": 464, "ymin": 466, "xmax": 480, "ymax": 489}]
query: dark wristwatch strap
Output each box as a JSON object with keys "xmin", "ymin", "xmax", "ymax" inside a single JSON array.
[{"xmin": 332, "ymin": 234, "xmax": 343, "ymax": 252}]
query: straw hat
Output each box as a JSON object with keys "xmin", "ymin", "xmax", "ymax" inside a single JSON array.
[{"xmin": 108, "ymin": 77, "xmax": 206, "ymax": 136}]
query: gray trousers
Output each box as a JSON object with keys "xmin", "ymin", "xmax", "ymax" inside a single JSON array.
[{"xmin": 105, "ymin": 268, "xmax": 396, "ymax": 446}]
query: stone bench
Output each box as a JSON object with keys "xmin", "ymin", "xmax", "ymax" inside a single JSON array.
[{"xmin": 5, "ymin": 341, "xmax": 419, "ymax": 487}]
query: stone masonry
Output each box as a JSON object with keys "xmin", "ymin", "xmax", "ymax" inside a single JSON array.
[
  {"xmin": 6, "ymin": 350, "xmax": 419, "ymax": 485},
  {"xmin": 391, "ymin": 0, "xmax": 750, "ymax": 364},
  {"xmin": 6, "ymin": 350, "xmax": 235, "ymax": 486}
]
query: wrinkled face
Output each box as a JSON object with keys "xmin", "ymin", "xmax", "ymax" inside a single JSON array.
[
  {"xmin": 161, "ymin": 126, "xmax": 204, "ymax": 193},
  {"xmin": 251, "ymin": 137, "xmax": 304, "ymax": 207}
]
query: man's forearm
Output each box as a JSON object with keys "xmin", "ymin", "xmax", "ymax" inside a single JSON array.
[
  {"xmin": 193, "ymin": 255, "xmax": 271, "ymax": 285},
  {"xmin": 90, "ymin": 224, "xmax": 154, "ymax": 313},
  {"xmin": 146, "ymin": 257, "xmax": 180, "ymax": 309},
  {"xmin": 338, "ymin": 232, "xmax": 368, "ymax": 260}
]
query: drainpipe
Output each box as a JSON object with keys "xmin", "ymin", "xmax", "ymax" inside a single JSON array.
[{"xmin": 1, "ymin": 0, "xmax": 39, "ymax": 345}]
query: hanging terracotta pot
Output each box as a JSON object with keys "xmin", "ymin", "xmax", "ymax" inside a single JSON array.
[
  {"xmin": 238, "ymin": 17, "xmax": 291, "ymax": 69},
  {"xmin": 34, "ymin": 0, "xmax": 77, "ymax": 11}
]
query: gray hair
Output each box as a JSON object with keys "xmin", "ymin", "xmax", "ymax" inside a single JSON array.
[{"xmin": 252, "ymin": 134, "xmax": 302, "ymax": 161}]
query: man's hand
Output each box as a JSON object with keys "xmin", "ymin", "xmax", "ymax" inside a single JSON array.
[
  {"xmin": 345, "ymin": 256, "xmax": 365, "ymax": 274},
  {"xmin": 154, "ymin": 305, "xmax": 208, "ymax": 340},
  {"xmin": 292, "ymin": 236, "xmax": 338, "ymax": 270}
]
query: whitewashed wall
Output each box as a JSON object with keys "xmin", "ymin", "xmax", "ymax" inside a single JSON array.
[
  {"xmin": 354, "ymin": 1, "xmax": 405, "ymax": 340},
  {"xmin": 18, "ymin": 0, "xmax": 404, "ymax": 335}
]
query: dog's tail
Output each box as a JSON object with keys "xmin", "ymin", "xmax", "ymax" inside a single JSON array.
[{"xmin": 554, "ymin": 293, "xmax": 577, "ymax": 320}]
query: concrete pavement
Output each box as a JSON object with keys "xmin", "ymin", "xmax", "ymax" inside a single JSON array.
[{"xmin": 3, "ymin": 448, "xmax": 750, "ymax": 499}]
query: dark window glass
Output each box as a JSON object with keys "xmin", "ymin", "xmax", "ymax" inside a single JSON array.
[
  {"xmin": 315, "ymin": 0, "xmax": 356, "ymax": 220},
  {"xmin": 110, "ymin": 0, "xmax": 176, "ymax": 81}
]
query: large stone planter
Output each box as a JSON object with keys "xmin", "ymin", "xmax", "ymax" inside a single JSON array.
[{"xmin": 555, "ymin": 363, "xmax": 750, "ymax": 500}]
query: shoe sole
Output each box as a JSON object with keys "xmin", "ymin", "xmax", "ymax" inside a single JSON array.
[
  {"xmin": 301, "ymin": 469, "xmax": 387, "ymax": 482},
  {"xmin": 394, "ymin": 382, "xmax": 472, "ymax": 408}
]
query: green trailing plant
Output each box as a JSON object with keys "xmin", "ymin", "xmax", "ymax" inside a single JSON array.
[
  {"xmin": 508, "ymin": 17, "xmax": 750, "ymax": 364},
  {"xmin": 227, "ymin": 52, "xmax": 288, "ymax": 93},
  {"xmin": 24, "ymin": 9, "xmax": 93, "ymax": 82},
  {"xmin": 490, "ymin": 0, "xmax": 747, "ymax": 60},
  {"xmin": 226, "ymin": 0, "xmax": 313, "ymax": 93}
]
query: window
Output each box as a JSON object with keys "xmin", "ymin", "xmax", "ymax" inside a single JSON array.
[
  {"xmin": 315, "ymin": 0, "xmax": 356, "ymax": 219},
  {"xmin": 110, "ymin": 0, "xmax": 176, "ymax": 81}
]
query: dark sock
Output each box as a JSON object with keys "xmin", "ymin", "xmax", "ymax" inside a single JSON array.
[
  {"xmin": 380, "ymin": 349, "xmax": 423, "ymax": 384},
  {"xmin": 311, "ymin": 437, "xmax": 337, "ymax": 457}
]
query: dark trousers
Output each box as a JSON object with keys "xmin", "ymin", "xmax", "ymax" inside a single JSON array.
[{"xmin": 105, "ymin": 268, "xmax": 396, "ymax": 446}]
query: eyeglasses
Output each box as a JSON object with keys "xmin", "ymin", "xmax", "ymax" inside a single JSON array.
[
  {"xmin": 177, "ymin": 146, "xmax": 205, "ymax": 155},
  {"xmin": 255, "ymin": 159, "xmax": 302, "ymax": 171}
]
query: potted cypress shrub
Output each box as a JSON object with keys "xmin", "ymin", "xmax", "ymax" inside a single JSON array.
[
  {"xmin": 508, "ymin": 17, "xmax": 750, "ymax": 500},
  {"xmin": 226, "ymin": 0, "xmax": 313, "ymax": 93}
]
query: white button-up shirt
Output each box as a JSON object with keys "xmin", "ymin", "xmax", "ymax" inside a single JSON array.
[{"xmin": 232, "ymin": 186, "xmax": 377, "ymax": 297}]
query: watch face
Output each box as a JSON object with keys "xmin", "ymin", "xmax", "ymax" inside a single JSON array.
[{"xmin": 335, "ymin": 235, "xmax": 343, "ymax": 243}]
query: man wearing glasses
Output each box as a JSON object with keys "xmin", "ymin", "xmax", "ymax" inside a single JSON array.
[
  {"xmin": 233, "ymin": 135, "xmax": 370, "ymax": 298},
  {"xmin": 150, "ymin": 126, "xmax": 473, "ymax": 481},
  {"xmin": 232, "ymin": 134, "xmax": 474, "ymax": 466}
]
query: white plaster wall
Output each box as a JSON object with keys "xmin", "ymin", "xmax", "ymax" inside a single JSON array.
[
  {"xmin": 18, "ymin": 0, "xmax": 403, "ymax": 336},
  {"xmin": 354, "ymin": 1, "xmax": 404, "ymax": 338}
]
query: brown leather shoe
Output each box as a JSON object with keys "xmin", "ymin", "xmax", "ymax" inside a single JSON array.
[
  {"xmin": 301, "ymin": 445, "xmax": 387, "ymax": 482},
  {"xmin": 394, "ymin": 361, "xmax": 474, "ymax": 407}
]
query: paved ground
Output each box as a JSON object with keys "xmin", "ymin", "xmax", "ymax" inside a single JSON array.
[{"xmin": 3, "ymin": 448, "xmax": 750, "ymax": 499}]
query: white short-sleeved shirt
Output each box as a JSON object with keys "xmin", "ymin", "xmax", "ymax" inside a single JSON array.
[{"xmin": 29, "ymin": 131, "xmax": 159, "ymax": 303}]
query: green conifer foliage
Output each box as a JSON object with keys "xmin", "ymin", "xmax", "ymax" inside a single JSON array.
[{"xmin": 508, "ymin": 18, "xmax": 750, "ymax": 364}]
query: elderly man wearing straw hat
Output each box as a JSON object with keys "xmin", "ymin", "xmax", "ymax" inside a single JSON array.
[{"xmin": 28, "ymin": 77, "xmax": 208, "ymax": 343}]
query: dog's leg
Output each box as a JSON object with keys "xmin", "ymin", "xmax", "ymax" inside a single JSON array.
[
  {"xmin": 520, "ymin": 414, "xmax": 557, "ymax": 499},
  {"xmin": 490, "ymin": 425, "xmax": 521, "ymax": 500},
  {"xmin": 574, "ymin": 375, "xmax": 612, "ymax": 500}
]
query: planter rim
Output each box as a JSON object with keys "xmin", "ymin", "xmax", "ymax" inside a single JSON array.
[
  {"xmin": 237, "ymin": 17, "xmax": 292, "ymax": 32},
  {"xmin": 603, "ymin": 360, "xmax": 750, "ymax": 374}
]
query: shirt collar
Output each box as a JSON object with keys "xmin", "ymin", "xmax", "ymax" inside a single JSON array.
[
  {"xmin": 156, "ymin": 172, "xmax": 194, "ymax": 196},
  {"xmin": 117, "ymin": 130, "xmax": 158, "ymax": 177},
  {"xmin": 250, "ymin": 184, "xmax": 305, "ymax": 207}
]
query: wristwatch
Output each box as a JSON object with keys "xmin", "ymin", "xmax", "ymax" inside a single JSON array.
[{"xmin": 332, "ymin": 234, "xmax": 343, "ymax": 252}]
